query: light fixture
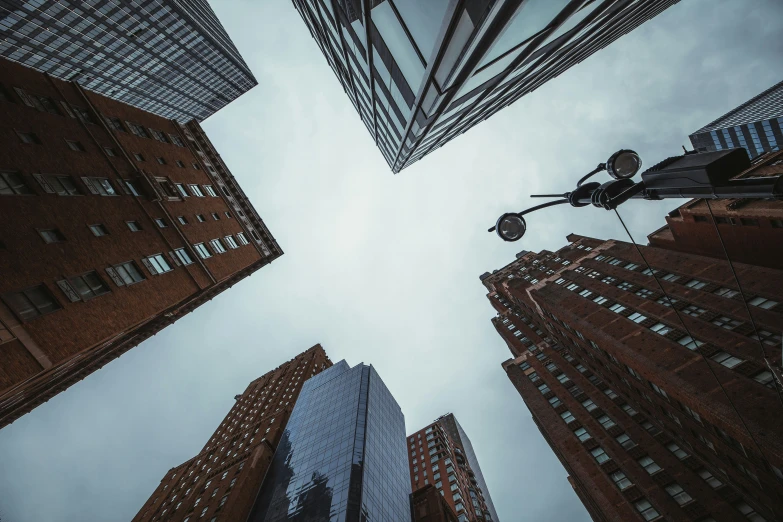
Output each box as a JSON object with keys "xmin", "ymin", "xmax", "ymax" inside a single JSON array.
[
  {"xmin": 495, "ymin": 213, "xmax": 526, "ymax": 242},
  {"xmin": 606, "ymin": 149, "xmax": 642, "ymax": 179}
]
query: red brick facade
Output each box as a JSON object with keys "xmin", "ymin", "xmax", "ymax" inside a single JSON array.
[
  {"xmin": 647, "ymin": 150, "xmax": 783, "ymax": 270},
  {"xmin": 408, "ymin": 419, "xmax": 492, "ymax": 522},
  {"xmin": 0, "ymin": 58, "xmax": 282, "ymax": 428},
  {"xmin": 133, "ymin": 345, "xmax": 332, "ymax": 522},
  {"xmin": 485, "ymin": 235, "xmax": 783, "ymax": 521},
  {"xmin": 412, "ymin": 484, "xmax": 460, "ymax": 522}
]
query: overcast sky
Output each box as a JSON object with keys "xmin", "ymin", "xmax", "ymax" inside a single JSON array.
[{"xmin": 1, "ymin": 1, "xmax": 782, "ymax": 521}]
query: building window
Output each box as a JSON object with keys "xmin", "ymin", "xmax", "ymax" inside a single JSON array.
[
  {"xmin": 126, "ymin": 221, "xmax": 142, "ymax": 232},
  {"xmin": 0, "ymin": 171, "xmax": 32, "ymax": 195},
  {"xmin": 537, "ymin": 383, "xmax": 550, "ymax": 395},
  {"xmin": 635, "ymin": 288, "xmax": 654, "ymax": 299},
  {"xmin": 82, "ymin": 177, "xmax": 117, "ymax": 196},
  {"xmin": 649, "ymin": 323, "xmax": 672, "ymax": 335},
  {"xmin": 16, "ymin": 130, "xmax": 42, "ymax": 144},
  {"xmin": 104, "ymin": 117, "xmax": 126, "ymax": 132},
  {"xmin": 127, "ymin": 121, "xmax": 150, "ymax": 138},
  {"xmin": 65, "ymin": 139, "xmax": 85, "ymax": 151},
  {"xmin": 176, "ymin": 160, "xmax": 185, "ymax": 168},
  {"xmin": 194, "ymin": 243, "xmax": 212, "ymax": 259},
  {"xmin": 697, "ymin": 468, "xmax": 723, "ymax": 489},
  {"xmin": 661, "ymin": 273, "xmax": 680, "ymax": 282},
  {"xmin": 225, "ymin": 211, "xmax": 232, "ymax": 219},
  {"xmin": 33, "ymin": 174, "xmax": 80, "ymax": 196},
  {"xmin": 609, "ymin": 303, "xmax": 626, "ymax": 313},
  {"xmin": 712, "ymin": 315, "xmax": 742, "ymax": 330},
  {"xmin": 210, "ymin": 239, "xmax": 227, "ymax": 254},
  {"xmin": 204, "ymin": 185, "xmax": 218, "ymax": 197},
  {"xmin": 753, "ymin": 330, "xmax": 782, "ymax": 346},
  {"xmin": 663, "ymin": 483, "xmax": 692, "ymax": 506},
  {"xmin": 560, "ymin": 410, "xmax": 575, "ymax": 423},
  {"xmin": 628, "ymin": 312, "xmax": 646, "ymax": 323},
  {"xmin": 193, "ymin": 163, "xmax": 201, "ymax": 170},
  {"xmin": 621, "ymin": 404, "xmax": 638, "ymax": 416},
  {"xmin": 89, "ymin": 224, "xmax": 109, "ymax": 237},
  {"xmin": 656, "ymin": 296, "xmax": 678, "ymax": 307},
  {"xmin": 771, "ymin": 219, "xmax": 783, "ymax": 228},
  {"xmin": 574, "ymin": 427, "xmax": 591, "ymax": 442},
  {"xmin": 38, "ymin": 228, "xmax": 65, "ymax": 243},
  {"xmin": 666, "ymin": 442, "xmax": 690, "ymax": 460},
  {"xmin": 581, "ymin": 399, "xmax": 597, "ymax": 412},
  {"xmin": 156, "ymin": 157, "xmax": 166, "ymax": 165},
  {"xmin": 212, "ymin": 212, "xmax": 220, "ymax": 221},
  {"xmin": 610, "ymin": 470, "xmax": 632, "ymax": 490},
  {"xmin": 677, "ymin": 335, "xmax": 704, "ymax": 350},
  {"xmin": 604, "ymin": 388, "xmax": 618, "ymax": 399},
  {"xmin": 65, "ymin": 271, "xmax": 111, "ymax": 301},
  {"xmin": 711, "ymin": 351, "xmax": 744, "ymax": 368},
  {"xmin": 548, "ymin": 396, "xmax": 561, "ymax": 408},
  {"xmin": 189, "ymin": 184, "xmax": 205, "ymax": 197},
  {"xmin": 178, "ymin": 216, "xmax": 188, "ymax": 225},
  {"xmin": 682, "ymin": 304, "xmax": 706, "ymax": 316},
  {"xmin": 634, "ymin": 499, "xmax": 660, "ymax": 521},
  {"xmin": 579, "ymin": 289, "xmax": 593, "ymax": 298},
  {"xmin": 748, "ymin": 296, "xmax": 778, "ymax": 309},
  {"xmin": 72, "ymin": 106, "xmax": 94, "ymax": 124},
  {"xmin": 693, "ymin": 215, "xmax": 709, "ymax": 223},
  {"xmin": 597, "ymin": 415, "xmax": 615, "ymax": 429},
  {"xmin": 685, "ymin": 278, "xmax": 706, "ymax": 289},
  {"xmin": 590, "ymin": 447, "xmax": 610, "ymax": 463},
  {"xmin": 170, "ymin": 134, "xmax": 184, "ymax": 147},
  {"xmin": 593, "ymin": 295, "xmax": 608, "ymax": 305},
  {"xmin": 154, "ymin": 218, "xmax": 167, "ymax": 228},
  {"xmin": 151, "ymin": 129, "xmax": 169, "ymax": 143},
  {"xmin": 637, "ymin": 456, "xmax": 662, "ymax": 475},
  {"xmin": 714, "ymin": 287, "xmax": 739, "ymax": 298},
  {"xmin": 2, "ymin": 284, "xmax": 61, "ymax": 321},
  {"xmin": 615, "ymin": 433, "xmax": 636, "ymax": 449},
  {"xmin": 196, "ymin": 214, "xmax": 206, "ymax": 223},
  {"xmin": 143, "ymin": 254, "xmax": 173, "ymax": 275},
  {"xmin": 740, "ymin": 218, "xmax": 759, "ymax": 226},
  {"xmin": 133, "ymin": 153, "xmax": 146, "ymax": 162}
]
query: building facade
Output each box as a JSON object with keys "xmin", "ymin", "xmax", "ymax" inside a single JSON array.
[
  {"xmin": 408, "ymin": 415, "xmax": 498, "ymax": 522},
  {"xmin": 292, "ymin": 0, "xmax": 680, "ymax": 172},
  {"xmin": 689, "ymin": 80, "xmax": 783, "ymax": 158},
  {"xmin": 133, "ymin": 345, "xmax": 333, "ymax": 522},
  {"xmin": 647, "ymin": 149, "xmax": 783, "ymax": 270},
  {"xmin": 249, "ymin": 359, "xmax": 411, "ymax": 522},
  {"xmin": 0, "ymin": 0, "xmax": 256, "ymax": 121},
  {"xmin": 483, "ymin": 235, "xmax": 783, "ymax": 521},
  {"xmin": 411, "ymin": 485, "xmax": 460, "ymax": 522},
  {"xmin": 0, "ymin": 57, "xmax": 281, "ymax": 428}
]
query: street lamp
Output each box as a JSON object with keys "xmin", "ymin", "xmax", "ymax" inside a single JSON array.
[{"xmin": 489, "ymin": 147, "xmax": 783, "ymax": 242}]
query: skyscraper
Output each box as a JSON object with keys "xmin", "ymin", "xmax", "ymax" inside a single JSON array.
[
  {"xmin": 689, "ymin": 80, "xmax": 783, "ymax": 158},
  {"xmin": 408, "ymin": 415, "xmax": 499, "ymax": 522},
  {"xmin": 249, "ymin": 359, "xmax": 411, "ymax": 521},
  {"xmin": 133, "ymin": 345, "xmax": 333, "ymax": 522},
  {"xmin": 292, "ymin": 0, "xmax": 680, "ymax": 172},
  {"xmin": 646, "ymin": 149, "xmax": 783, "ymax": 270},
  {"xmin": 483, "ymin": 235, "xmax": 782, "ymax": 521},
  {"xmin": 0, "ymin": 0, "xmax": 257, "ymax": 121},
  {"xmin": 0, "ymin": 57, "xmax": 281, "ymax": 428}
]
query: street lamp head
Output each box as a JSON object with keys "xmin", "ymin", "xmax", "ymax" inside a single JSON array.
[
  {"xmin": 495, "ymin": 213, "xmax": 527, "ymax": 242},
  {"xmin": 606, "ymin": 149, "xmax": 642, "ymax": 180}
]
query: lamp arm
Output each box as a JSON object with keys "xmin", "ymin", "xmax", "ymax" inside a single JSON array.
[{"xmin": 577, "ymin": 164, "xmax": 607, "ymax": 187}]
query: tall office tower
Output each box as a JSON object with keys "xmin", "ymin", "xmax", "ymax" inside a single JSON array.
[
  {"xmin": 292, "ymin": 0, "xmax": 680, "ymax": 173},
  {"xmin": 482, "ymin": 235, "xmax": 783, "ymax": 521},
  {"xmin": 0, "ymin": 58, "xmax": 281, "ymax": 429},
  {"xmin": 408, "ymin": 415, "xmax": 499, "ymax": 522},
  {"xmin": 0, "ymin": 0, "xmax": 256, "ymax": 121},
  {"xmin": 249, "ymin": 359, "xmax": 411, "ymax": 522},
  {"xmin": 133, "ymin": 345, "xmax": 333, "ymax": 522},
  {"xmin": 646, "ymin": 149, "xmax": 783, "ymax": 270},
  {"xmin": 689, "ymin": 80, "xmax": 783, "ymax": 158}
]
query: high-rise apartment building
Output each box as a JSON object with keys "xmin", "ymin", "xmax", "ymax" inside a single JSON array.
[
  {"xmin": 689, "ymin": 80, "xmax": 783, "ymax": 158},
  {"xmin": 249, "ymin": 359, "xmax": 411, "ymax": 521},
  {"xmin": 0, "ymin": 58, "xmax": 281, "ymax": 428},
  {"xmin": 133, "ymin": 345, "xmax": 333, "ymax": 522},
  {"xmin": 292, "ymin": 0, "xmax": 680, "ymax": 172},
  {"xmin": 0, "ymin": 0, "xmax": 256, "ymax": 121},
  {"xmin": 411, "ymin": 485, "xmax": 460, "ymax": 522},
  {"xmin": 482, "ymin": 235, "xmax": 783, "ymax": 521},
  {"xmin": 408, "ymin": 415, "xmax": 499, "ymax": 522},
  {"xmin": 647, "ymin": 149, "xmax": 783, "ymax": 270}
]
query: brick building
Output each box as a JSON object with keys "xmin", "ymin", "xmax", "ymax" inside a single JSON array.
[
  {"xmin": 411, "ymin": 485, "xmax": 460, "ymax": 522},
  {"xmin": 647, "ymin": 150, "xmax": 783, "ymax": 270},
  {"xmin": 482, "ymin": 235, "xmax": 783, "ymax": 521},
  {"xmin": 408, "ymin": 415, "xmax": 498, "ymax": 522},
  {"xmin": 0, "ymin": 58, "xmax": 281, "ymax": 428},
  {"xmin": 133, "ymin": 345, "xmax": 332, "ymax": 522}
]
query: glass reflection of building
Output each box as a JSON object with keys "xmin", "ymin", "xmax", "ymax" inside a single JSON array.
[
  {"xmin": 689, "ymin": 80, "xmax": 783, "ymax": 158},
  {"xmin": 292, "ymin": 0, "xmax": 681, "ymax": 173},
  {"xmin": 249, "ymin": 360, "xmax": 411, "ymax": 522},
  {"xmin": 0, "ymin": 0, "xmax": 256, "ymax": 122}
]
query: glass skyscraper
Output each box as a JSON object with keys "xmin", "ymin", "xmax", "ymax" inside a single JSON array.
[
  {"xmin": 293, "ymin": 0, "xmax": 680, "ymax": 172},
  {"xmin": 0, "ymin": 0, "xmax": 256, "ymax": 121},
  {"xmin": 249, "ymin": 360, "xmax": 411, "ymax": 522},
  {"xmin": 689, "ymin": 80, "xmax": 783, "ymax": 158}
]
